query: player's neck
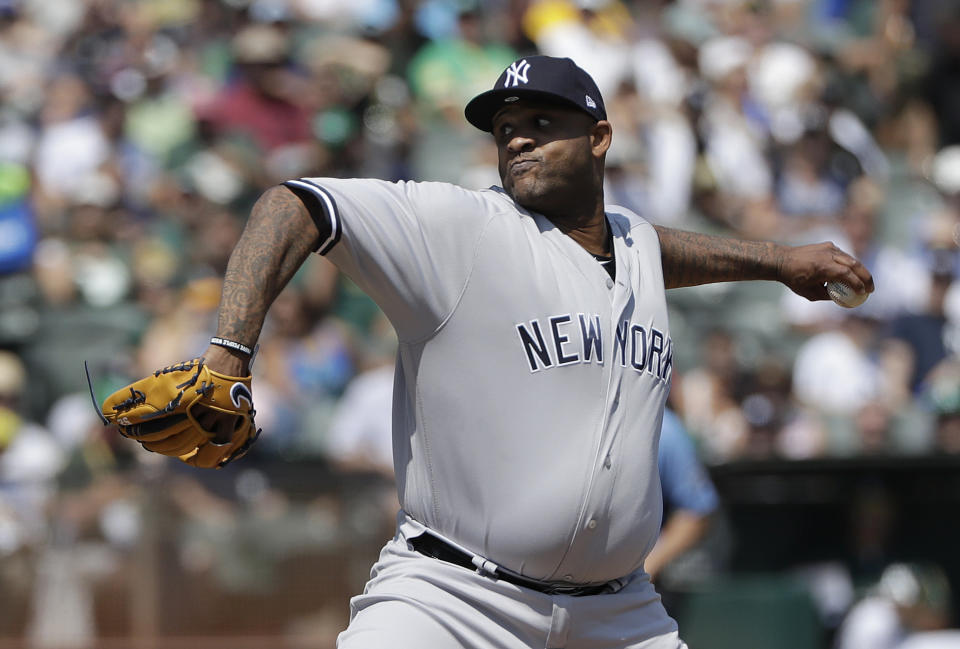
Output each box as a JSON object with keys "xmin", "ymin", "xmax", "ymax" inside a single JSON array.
[
  {"xmin": 556, "ymin": 207, "xmax": 610, "ymax": 257},
  {"xmin": 514, "ymin": 182, "xmax": 608, "ymax": 254}
]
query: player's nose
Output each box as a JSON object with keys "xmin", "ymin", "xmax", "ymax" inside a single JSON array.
[{"xmin": 506, "ymin": 132, "xmax": 536, "ymax": 154}]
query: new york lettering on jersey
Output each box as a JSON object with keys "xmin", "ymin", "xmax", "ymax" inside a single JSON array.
[{"xmin": 516, "ymin": 314, "xmax": 673, "ymax": 381}]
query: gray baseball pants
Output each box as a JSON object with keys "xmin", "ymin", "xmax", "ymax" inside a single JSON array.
[{"xmin": 337, "ymin": 523, "xmax": 688, "ymax": 649}]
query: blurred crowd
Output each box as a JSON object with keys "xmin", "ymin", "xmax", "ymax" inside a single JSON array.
[{"xmin": 2, "ymin": 0, "xmax": 960, "ymax": 644}]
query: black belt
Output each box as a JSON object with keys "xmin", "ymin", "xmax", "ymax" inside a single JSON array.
[{"xmin": 410, "ymin": 532, "xmax": 612, "ymax": 597}]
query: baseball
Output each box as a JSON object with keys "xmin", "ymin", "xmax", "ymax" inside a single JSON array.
[{"xmin": 826, "ymin": 281, "xmax": 868, "ymax": 308}]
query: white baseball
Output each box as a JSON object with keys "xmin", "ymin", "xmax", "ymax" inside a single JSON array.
[{"xmin": 826, "ymin": 281, "xmax": 868, "ymax": 308}]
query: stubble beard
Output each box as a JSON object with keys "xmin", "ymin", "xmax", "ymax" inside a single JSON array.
[{"xmin": 504, "ymin": 173, "xmax": 553, "ymax": 214}]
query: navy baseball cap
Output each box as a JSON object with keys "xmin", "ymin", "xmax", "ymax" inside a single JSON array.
[{"xmin": 465, "ymin": 55, "xmax": 606, "ymax": 132}]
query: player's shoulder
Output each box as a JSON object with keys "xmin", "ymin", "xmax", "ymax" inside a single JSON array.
[
  {"xmin": 358, "ymin": 178, "xmax": 510, "ymax": 211},
  {"xmin": 605, "ymin": 204, "xmax": 654, "ymax": 233},
  {"xmin": 298, "ymin": 176, "xmax": 481, "ymax": 198},
  {"xmin": 405, "ymin": 180, "xmax": 510, "ymax": 208},
  {"xmin": 605, "ymin": 204, "xmax": 660, "ymax": 252},
  {"xmin": 294, "ymin": 176, "xmax": 511, "ymax": 221}
]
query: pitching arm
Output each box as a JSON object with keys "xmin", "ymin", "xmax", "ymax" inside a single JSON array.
[{"xmin": 653, "ymin": 225, "xmax": 875, "ymax": 301}]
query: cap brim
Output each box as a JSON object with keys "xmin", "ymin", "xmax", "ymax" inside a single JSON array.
[{"xmin": 464, "ymin": 88, "xmax": 595, "ymax": 132}]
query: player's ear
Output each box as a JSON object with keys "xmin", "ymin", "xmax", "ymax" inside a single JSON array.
[{"xmin": 590, "ymin": 120, "xmax": 612, "ymax": 159}]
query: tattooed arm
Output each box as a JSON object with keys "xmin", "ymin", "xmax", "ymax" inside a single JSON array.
[
  {"xmin": 204, "ymin": 185, "xmax": 319, "ymax": 376},
  {"xmin": 653, "ymin": 226, "xmax": 875, "ymax": 301}
]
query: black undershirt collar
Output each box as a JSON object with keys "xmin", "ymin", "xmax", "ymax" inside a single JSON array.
[{"xmin": 591, "ymin": 220, "xmax": 615, "ymax": 280}]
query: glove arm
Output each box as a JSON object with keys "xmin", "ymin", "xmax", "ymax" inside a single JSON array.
[{"xmin": 214, "ymin": 185, "xmax": 319, "ymax": 359}]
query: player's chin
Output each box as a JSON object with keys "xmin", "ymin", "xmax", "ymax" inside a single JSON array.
[{"xmin": 508, "ymin": 180, "xmax": 549, "ymax": 211}]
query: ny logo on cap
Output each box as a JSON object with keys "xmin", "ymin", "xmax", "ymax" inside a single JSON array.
[{"xmin": 504, "ymin": 60, "xmax": 531, "ymax": 87}]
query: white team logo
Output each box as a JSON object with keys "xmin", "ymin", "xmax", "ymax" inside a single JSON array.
[
  {"xmin": 504, "ymin": 60, "xmax": 531, "ymax": 87},
  {"xmin": 585, "ymin": 95, "xmax": 597, "ymax": 109}
]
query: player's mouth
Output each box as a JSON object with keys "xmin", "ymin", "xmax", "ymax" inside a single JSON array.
[{"xmin": 509, "ymin": 158, "xmax": 539, "ymax": 176}]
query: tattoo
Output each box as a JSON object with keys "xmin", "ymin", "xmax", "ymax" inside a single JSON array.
[
  {"xmin": 217, "ymin": 186, "xmax": 319, "ymax": 345},
  {"xmin": 654, "ymin": 226, "xmax": 783, "ymax": 289}
]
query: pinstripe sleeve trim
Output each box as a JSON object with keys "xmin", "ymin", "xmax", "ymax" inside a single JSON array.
[{"xmin": 281, "ymin": 179, "xmax": 342, "ymax": 255}]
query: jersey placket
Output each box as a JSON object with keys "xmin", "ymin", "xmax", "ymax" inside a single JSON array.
[
  {"xmin": 551, "ymin": 230, "xmax": 633, "ymax": 582},
  {"xmin": 598, "ymin": 229, "xmax": 633, "ymax": 472}
]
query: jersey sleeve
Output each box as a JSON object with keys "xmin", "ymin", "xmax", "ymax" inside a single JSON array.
[{"xmin": 281, "ymin": 177, "xmax": 495, "ymax": 341}]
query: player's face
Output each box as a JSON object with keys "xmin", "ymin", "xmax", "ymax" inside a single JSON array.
[{"xmin": 492, "ymin": 102, "xmax": 608, "ymax": 217}]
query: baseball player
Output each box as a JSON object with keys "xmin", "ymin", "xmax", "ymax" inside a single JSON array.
[{"xmin": 101, "ymin": 56, "xmax": 874, "ymax": 648}]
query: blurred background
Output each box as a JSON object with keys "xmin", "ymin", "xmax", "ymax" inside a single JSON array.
[{"xmin": 2, "ymin": 0, "xmax": 960, "ymax": 647}]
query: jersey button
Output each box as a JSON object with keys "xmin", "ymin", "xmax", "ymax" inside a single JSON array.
[
  {"xmin": 606, "ymin": 278, "xmax": 614, "ymax": 289},
  {"xmin": 587, "ymin": 519, "xmax": 598, "ymax": 530},
  {"xmin": 603, "ymin": 455, "xmax": 612, "ymax": 469}
]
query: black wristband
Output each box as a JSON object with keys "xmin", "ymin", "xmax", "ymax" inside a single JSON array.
[{"xmin": 210, "ymin": 337, "xmax": 254, "ymax": 357}]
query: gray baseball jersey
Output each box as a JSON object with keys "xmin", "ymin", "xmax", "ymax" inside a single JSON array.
[{"xmin": 284, "ymin": 177, "xmax": 672, "ymax": 585}]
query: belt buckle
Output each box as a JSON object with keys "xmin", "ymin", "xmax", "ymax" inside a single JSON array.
[
  {"xmin": 545, "ymin": 584, "xmax": 586, "ymax": 596},
  {"xmin": 543, "ymin": 581, "xmax": 608, "ymax": 597}
]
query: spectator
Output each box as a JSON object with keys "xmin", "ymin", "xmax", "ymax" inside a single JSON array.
[
  {"xmin": 196, "ymin": 24, "xmax": 314, "ymax": 154},
  {"xmin": 255, "ymin": 282, "xmax": 356, "ymax": 454},
  {"xmin": 676, "ymin": 329, "xmax": 750, "ymax": 463},
  {"xmin": 407, "ymin": 4, "xmax": 516, "ymax": 126},
  {"xmin": 924, "ymin": 357, "xmax": 960, "ymax": 454},
  {"xmin": 836, "ymin": 562, "xmax": 953, "ymax": 649},
  {"xmin": 924, "ymin": 5, "xmax": 960, "ymax": 148},
  {"xmin": 325, "ymin": 311, "xmax": 397, "ymax": 479},
  {"xmin": 644, "ymin": 408, "xmax": 718, "ymax": 583},
  {"xmin": 523, "ymin": 0, "xmax": 635, "ymax": 101},
  {"xmin": 32, "ymin": 73, "xmax": 114, "ymax": 218},
  {"xmin": 696, "ymin": 34, "xmax": 775, "ymax": 230},
  {"xmin": 0, "ymin": 350, "xmax": 64, "ymax": 553},
  {"xmin": 792, "ymin": 314, "xmax": 882, "ymax": 416},
  {"xmin": 884, "ymin": 250, "xmax": 958, "ymax": 397}
]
